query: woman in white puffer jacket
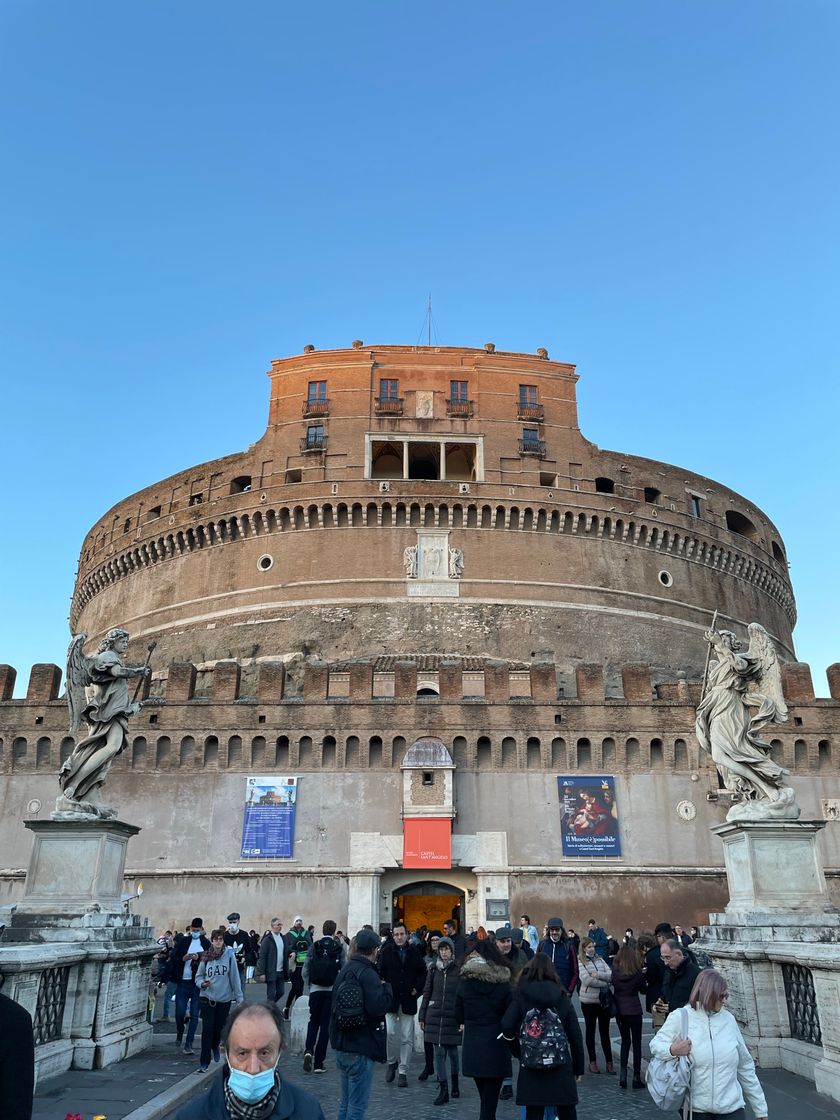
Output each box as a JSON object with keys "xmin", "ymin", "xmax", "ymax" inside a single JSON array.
[{"xmin": 649, "ymin": 969, "xmax": 768, "ymax": 1120}]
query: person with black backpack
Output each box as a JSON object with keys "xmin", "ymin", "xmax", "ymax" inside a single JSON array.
[
  {"xmin": 500, "ymin": 954, "xmax": 585, "ymax": 1120},
  {"xmin": 302, "ymin": 920, "xmax": 347, "ymax": 1074},
  {"xmin": 329, "ymin": 929, "xmax": 392, "ymax": 1120}
]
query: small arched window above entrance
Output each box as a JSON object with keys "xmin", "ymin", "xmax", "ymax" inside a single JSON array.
[{"xmin": 401, "ymin": 737, "xmax": 454, "ymax": 769}]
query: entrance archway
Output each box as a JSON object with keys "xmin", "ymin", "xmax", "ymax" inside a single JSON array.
[{"xmin": 392, "ymin": 880, "xmax": 464, "ymax": 933}]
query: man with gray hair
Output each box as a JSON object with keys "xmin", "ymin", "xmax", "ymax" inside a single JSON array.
[
  {"xmin": 657, "ymin": 938, "xmax": 701, "ymax": 1014},
  {"xmin": 256, "ymin": 918, "xmax": 287, "ymax": 1004}
]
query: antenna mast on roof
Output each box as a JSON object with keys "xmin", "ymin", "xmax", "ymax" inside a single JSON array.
[{"xmin": 416, "ymin": 293, "xmax": 439, "ymax": 347}]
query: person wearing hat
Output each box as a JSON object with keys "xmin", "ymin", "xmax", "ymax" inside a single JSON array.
[
  {"xmin": 330, "ymin": 929, "xmax": 393, "ymax": 1120},
  {"xmin": 492, "ymin": 927, "xmax": 528, "ymax": 1101},
  {"xmin": 419, "ymin": 935, "xmax": 462, "ymax": 1106},
  {"xmin": 537, "ymin": 918, "xmax": 578, "ymax": 995},
  {"xmin": 512, "ymin": 926, "xmax": 534, "ymax": 961},
  {"xmin": 284, "ymin": 917, "xmax": 313, "ymax": 1020},
  {"xmin": 224, "ymin": 912, "xmax": 251, "ymax": 988},
  {"xmin": 494, "ymin": 927, "xmax": 528, "ymax": 976}
]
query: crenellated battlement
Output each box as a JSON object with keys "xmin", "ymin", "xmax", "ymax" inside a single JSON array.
[{"xmin": 2, "ymin": 656, "xmax": 838, "ymax": 777}]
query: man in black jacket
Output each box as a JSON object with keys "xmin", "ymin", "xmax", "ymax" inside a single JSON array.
[
  {"xmin": 330, "ymin": 929, "xmax": 392, "ymax": 1120},
  {"xmin": 537, "ymin": 917, "xmax": 578, "ymax": 994},
  {"xmin": 257, "ymin": 918, "xmax": 288, "ymax": 1004},
  {"xmin": 170, "ymin": 917, "xmax": 211, "ymax": 1054},
  {"xmin": 224, "ymin": 911, "xmax": 251, "ymax": 987},
  {"xmin": 645, "ymin": 922, "xmax": 673, "ymax": 1030},
  {"xmin": 442, "ymin": 919, "xmax": 467, "ymax": 958},
  {"xmin": 377, "ymin": 922, "xmax": 426, "ymax": 1086},
  {"xmin": 0, "ymin": 983, "xmax": 34, "ymax": 1120},
  {"xmin": 658, "ymin": 939, "xmax": 701, "ymax": 1014}
]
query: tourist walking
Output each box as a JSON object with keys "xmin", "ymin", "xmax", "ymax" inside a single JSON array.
[
  {"xmin": 174, "ymin": 1001, "xmax": 324, "ymax": 1120},
  {"xmin": 171, "ymin": 918, "xmax": 210, "ymax": 1055},
  {"xmin": 577, "ymin": 937, "xmax": 614, "ymax": 1074},
  {"xmin": 419, "ymin": 935, "xmax": 462, "ymax": 1105},
  {"xmin": 454, "ymin": 938, "xmax": 514, "ymax": 1120},
  {"xmin": 644, "ymin": 923, "xmax": 672, "ymax": 1031},
  {"xmin": 256, "ymin": 918, "xmax": 287, "ymax": 1005},
  {"xmin": 329, "ymin": 928, "xmax": 393, "ymax": 1120},
  {"xmin": 302, "ymin": 920, "xmax": 346, "ymax": 1074},
  {"xmin": 285, "ymin": 917, "xmax": 313, "ymax": 1020},
  {"xmin": 649, "ymin": 970, "xmax": 768, "ymax": 1120},
  {"xmin": 223, "ymin": 912, "xmax": 251, "ymax": 987},
  {"xmin": 500, "ymin": 954, "xmax": 585, "ymax": 1120},
  {"xmin": 0, "ymin": 982, "xmax": 35, "ymax": 1120},
  {"xmin": 537, "ymin": 919, "xmax": 578, "ymax": 994},
  {"xmin": 610, "ymin": 944, "xmax": 646, "ymax": 1088},
  {"xmin": 377, "ymin": 921, "xmax": 427, "ymax": 1085},
  {"xmin": 418, "ymin": 930, "xmax": 442, "ymax": 1081},
  {"xmin": 195, "ymin": 927, "xmax": 244, "ymax": 1072},
  {"xmin": 658, "ymin": 938, "xmax": 701, "ymax": 1013}
]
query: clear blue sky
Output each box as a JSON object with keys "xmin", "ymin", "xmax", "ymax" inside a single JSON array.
[{"xmin": 1, "ymin": 1, "xmax": 838, "ymax": 695}]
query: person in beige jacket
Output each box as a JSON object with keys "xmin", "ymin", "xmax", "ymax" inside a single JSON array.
[{"xmin": 577, "ymin": 937, "xmax": 614, "ymax": 1074}]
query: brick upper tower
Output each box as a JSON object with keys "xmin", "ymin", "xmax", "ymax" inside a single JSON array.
[{"xmin": 70, "ymin": 344, "xmax": 794, "ymax": 681}]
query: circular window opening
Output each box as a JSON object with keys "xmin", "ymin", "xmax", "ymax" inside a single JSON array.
[
  {"xmin": 257, "ymin": 554, "xmax": 274, "ymax": 572},
  {"xmin": 658, "ymin": 570, "xmax": 673, "ymax": 587}
]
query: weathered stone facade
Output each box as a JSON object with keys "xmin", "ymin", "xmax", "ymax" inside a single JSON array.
[{"xmin": 1, "ymin": 344, "xmax": 837, "ymax": 937}]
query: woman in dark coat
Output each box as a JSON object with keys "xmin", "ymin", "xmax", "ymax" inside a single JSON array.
[
  {"xmin": 454, "ymin": 939, "xmax": 514, "ymax": 1120},
  {"xmin": 610, "ymin": 944, "xmax": 647, "ymax": 1089},
  {"xmin": 419, "ymin": 935, "xmax": 461, "ymax": 1104},
  {"xmin": 418, "ymin": 930, "xmax": 443, "ymax": 1081},
  {"xmin": 500, "ymin": 954, "xmax": 585, "ymax": 1120}
]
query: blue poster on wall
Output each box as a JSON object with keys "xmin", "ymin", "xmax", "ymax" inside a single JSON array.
[
  {"xmin": 241, "ymin": 776, "xmax": 298, "ymax": 858},
  {"xmin": 557, "ymin": 775, "xmax": 621, "ymax": 857}
]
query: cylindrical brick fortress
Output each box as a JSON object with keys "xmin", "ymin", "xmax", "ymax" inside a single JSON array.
[{"xmin": 71, "ymin": 345, "xmax": 794, "ymax": 678}]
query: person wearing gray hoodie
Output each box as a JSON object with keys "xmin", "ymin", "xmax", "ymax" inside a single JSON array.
[{"xmin": 194, "ymin": 926, "xmax": 244, "ymax": 1072}]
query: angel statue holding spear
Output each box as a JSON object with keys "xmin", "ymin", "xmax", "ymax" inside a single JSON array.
[
  {"xmin": 695, "ymin": 618, "xmax": 799, "ymax": 822},
  {"xmin": 55, "ymin": 628, "xmax": 153, "ymax": 820}
]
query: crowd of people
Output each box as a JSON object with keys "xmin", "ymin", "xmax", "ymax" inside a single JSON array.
[{"xmin": 156, "ymin": 909, "xmax": 767, "ymax": 1120}]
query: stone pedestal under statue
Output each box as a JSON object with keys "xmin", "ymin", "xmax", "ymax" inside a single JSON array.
[
  {"xmin": 0, "ymin": 818, "xmax": 156, "ymax": 1079},
  {"xmin": 700, "ymin": 819, "xmax": 840, "ymax": 1103},
  {"xmin": 13, "ymin": 818, "xmax": 140, "ymax": 922}
]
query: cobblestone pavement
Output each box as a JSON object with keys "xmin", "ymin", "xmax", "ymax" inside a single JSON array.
[
  {"xmin": 160, "ymin": 1002, "xmax": 840, "ymax": 1120},
  {"xmin": 164, "ymin": 1045, "xmax": 840, "ymax": 1120},
  {"xmin": 33, "ymin": 983, "xmax": 840, "ymax": 1120}
]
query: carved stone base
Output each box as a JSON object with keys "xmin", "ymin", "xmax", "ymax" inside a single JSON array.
[
  {"xmin": 711, "ymin": 818, "xmax": 834, "ymax": 913},
  {"xmin": 726, "ymin": 784, "xmax": 800, "ymax": 823},
  {"xmin": 52, "ymin": 793, "xmax": 117, "ymax": 821},
  {"xmin": 16, "ymin": 818, "xmax": 140, "ymax": 918}
]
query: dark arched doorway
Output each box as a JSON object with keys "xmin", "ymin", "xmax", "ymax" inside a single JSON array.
[{"xmin": 392, "ymin": 880, "xmax": 464, "ymax": 933}]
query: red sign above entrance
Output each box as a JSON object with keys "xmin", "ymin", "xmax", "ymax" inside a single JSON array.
[{"xmin": 403, "ymin": 817, "xmax": 452, "ymax": 869}]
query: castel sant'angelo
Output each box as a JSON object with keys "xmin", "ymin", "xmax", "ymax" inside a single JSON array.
[{"xmin": 2, "ymin": 343, "xmax": 838, "ymax": 934}]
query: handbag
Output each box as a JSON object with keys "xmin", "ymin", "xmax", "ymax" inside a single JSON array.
[
  {"xmin": 646, "ymin": 1007, "xmax": 692, "ymax": 1112},
  {"xmin": 598, "ymin": 986, "xmax": 616, "ymax": 1015}
]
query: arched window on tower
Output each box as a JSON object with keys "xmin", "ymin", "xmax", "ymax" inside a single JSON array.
[{"xmin": 369, "ymin": 736, "xmax": 383, "ymax": 767}]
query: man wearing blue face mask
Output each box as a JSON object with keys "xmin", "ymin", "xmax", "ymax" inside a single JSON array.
[
  {"xmin": 169, "ymin": 917, "xmax": 211, "ymax": 1055},
  {"xmin": 173, "ymin": 1001, "xmax": 324, "ymax": 1120}
]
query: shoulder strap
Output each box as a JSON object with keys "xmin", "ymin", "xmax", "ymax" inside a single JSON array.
[{"xmin": 680, "ymin": 1006, "xmax": 689, "ymax": 1039}]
